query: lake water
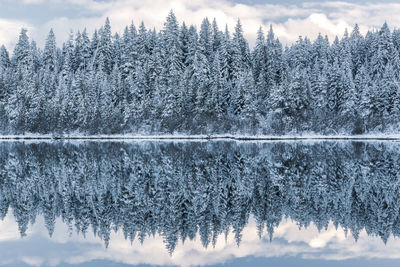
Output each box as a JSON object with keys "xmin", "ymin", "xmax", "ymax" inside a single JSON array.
[{"xmin": 1, "ymin": 141, "xmax": 400, "ymax": 266}]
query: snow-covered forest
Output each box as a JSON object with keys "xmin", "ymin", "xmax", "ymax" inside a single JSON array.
[
  {"xmin": 0, "ymin": 11, "xmax": 399, "ymax": 135},
  {"xmin": 0, "ymin": 141, "xmax": 398, "ymax": 252}
]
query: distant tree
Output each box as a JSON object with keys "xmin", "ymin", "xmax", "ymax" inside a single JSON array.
[{"xmin": 0, "ymin": 14, "xmax": 398, "ymax": 135}]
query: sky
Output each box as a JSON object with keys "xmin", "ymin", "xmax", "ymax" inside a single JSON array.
[{"xmin": 0, "ymin": 0, "xmax": 399, "ymax": 52}]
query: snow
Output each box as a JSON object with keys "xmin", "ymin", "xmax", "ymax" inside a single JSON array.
[{"xmin": 1, "ymin": 133, "xmax": 400, "ymax": 141}]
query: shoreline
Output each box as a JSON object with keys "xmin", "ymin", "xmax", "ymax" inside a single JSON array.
[{"xmin": 1, "ymin": 134, "xmax": 400, "ymax": 141}]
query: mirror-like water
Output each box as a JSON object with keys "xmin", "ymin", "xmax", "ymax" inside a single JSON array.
[{"xmin": 1, "ymin": 141, "xmax": 400, "ymax": 266}]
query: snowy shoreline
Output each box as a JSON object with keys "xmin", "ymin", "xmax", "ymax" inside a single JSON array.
[{"xmin": 1, "ymin": 134, "xmax": 400, "ymax": 141}]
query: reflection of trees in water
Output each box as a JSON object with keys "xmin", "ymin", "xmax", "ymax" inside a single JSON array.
[{"xmin": 0, "ymin": 141, "xmax": 398, "ymax": 253}]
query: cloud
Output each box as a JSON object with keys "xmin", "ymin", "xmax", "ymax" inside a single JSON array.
[
  {"xmin": 19, "ymin": 0, "xmax": 323, "ymax": 48},
  {"xmin": 273, "ymin": 13, "xmax": 353, "ymax": 43},
  {"xmin": 22, "ymin": 0, "xmax": 45, "ymax": 4},
  {"xmin": 0, "ymin": 18, "xmax": 32, "ymax": 51},
  {"xmin": 21, "ymin": 257, "xmax": 44, "ymax": 267},
  {"xmin": 2, "ymin": 1, "xmax": 400, "ymax": 51}
]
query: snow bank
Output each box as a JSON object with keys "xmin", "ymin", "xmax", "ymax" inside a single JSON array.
[{"xmin": 1, "ymin": 133, "xmax": 400, "ymax": 141}]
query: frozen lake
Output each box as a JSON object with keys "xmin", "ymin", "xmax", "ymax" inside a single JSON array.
[{"xmin": 0, "ymin": 141, "xmax": 400, "ymax": 266}]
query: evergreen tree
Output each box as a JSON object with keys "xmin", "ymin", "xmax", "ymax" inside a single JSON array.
[
  {"xmin": 160, "ymin": 11, "xmax": 184, "ymax": 131},
  {"xmin": 0, "ymin": 45, "xmax": 10, "ymax": 71},
  {"xmin": 284, "ymin": 66, "xmax": 311, "ymax": 132},
  {"xmin": 98, "ymin": 18, "xmax": 114, "ymax": 74},
  {"xmin": 0, "ymin": 15, "xmax": 397, "ymax": 135}
]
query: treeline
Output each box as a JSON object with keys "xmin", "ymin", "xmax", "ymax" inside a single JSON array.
[
  {"xmin": 0, "ymin": 11, "xmax": 400, "ymax": 134},
  {"xmin": 0, "ymin": 141, "xmax": 399, "ymax": 252}
]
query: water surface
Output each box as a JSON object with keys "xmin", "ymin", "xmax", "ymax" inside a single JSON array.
[{"xmin": 0, "ymin": 141, "xmax": 400, "ymax": 266}]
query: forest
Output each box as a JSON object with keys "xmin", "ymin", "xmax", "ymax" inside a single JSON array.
[
  {"xmin": 0, "ymin": 141, "xmax": 399, "ymax": 253},
  {"xmin": 0, "ymin": 11, "xmax": 400, "ymax": 135}
]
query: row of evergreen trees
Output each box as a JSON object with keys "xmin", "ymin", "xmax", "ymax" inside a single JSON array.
[
  {"xmin": 1, "ymin": 11, "xmax": 400, "ymax": 135},
  {"xmin": 1, "ymin": 141, "xmax": 398, "ymax": 252}
]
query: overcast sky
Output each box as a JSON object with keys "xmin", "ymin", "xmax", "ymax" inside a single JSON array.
[{"xmin": 0, "ymin": 0, "xmax": 399, "ymax": 51}]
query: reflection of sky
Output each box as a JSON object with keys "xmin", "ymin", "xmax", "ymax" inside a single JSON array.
[{"xmin": 1, "ymin": 211, "xmax": 400, "ymax": 267}]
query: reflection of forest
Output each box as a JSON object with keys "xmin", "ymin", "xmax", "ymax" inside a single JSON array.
[{"xmin": 0, "ymin": 141, "xmax": 398, "ymax": 253}]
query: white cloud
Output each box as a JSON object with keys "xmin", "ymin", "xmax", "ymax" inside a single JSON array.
[
  {"xmin": 2, "ymin": 1, "xmax": 400, "ymax": 51},
  {"xmin": 0, "ymin": 18, "xmax": 33, "ymax": 51},
  {"xmin": 22, "ymin": 0, "xmax": 45, "ymax": 4},
  {"xmin": 21, "ymin": 257, "xmax": 44, "ymax": 267},
  {"xmin": 273, "ymin": 13, "xmax": 353, "ymax": 44}
]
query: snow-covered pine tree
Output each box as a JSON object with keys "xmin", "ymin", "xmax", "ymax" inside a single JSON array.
[
  {"xmin": 160, "ymin": 11, "xmax": 184, "ymax": 132},
  {"xmin": 0, "ymin": 15, "xmax": 398, "ymax": 135}
]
